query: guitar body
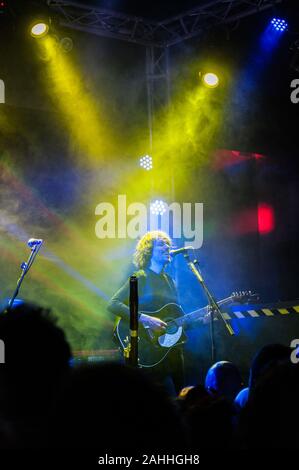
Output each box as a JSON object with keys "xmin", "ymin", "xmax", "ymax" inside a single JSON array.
[{"xmin": 115, "ymin": 303, "xmax": 188, "ymax": 368}]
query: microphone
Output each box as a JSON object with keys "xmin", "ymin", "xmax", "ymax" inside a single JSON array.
[
  {"xmin": 27, "ymin": 238, "xmax": 43, "ymax": 248},
  {"xmin": 170, "ymin": 246, "xmax": 194, "ymax": 256}
]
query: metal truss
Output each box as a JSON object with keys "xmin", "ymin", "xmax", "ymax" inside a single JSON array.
[
  {"xmin": 47, "ymin": 0, "xmax": 160, "ymax": 47},
  {"xmin": 47, "ymin": 0, "xmax": 282, "ymax": 47},
  {"xmin": 157, "ymin": 0, "xmax": 282, "ymax": 46},
  {"xmin": 146, "ymin": 46, "xmax": 170, "ymax": 150}
]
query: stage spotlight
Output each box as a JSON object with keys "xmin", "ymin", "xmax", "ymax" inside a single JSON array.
[
  {"xmin": 270, "ymin": 18, "xmax": 288, "ymax": 32},
  {"xmin": 139, "ymin": 155, "xmax": 153, "ymax": 171},
  {"xmin": 202, "ymin": 72, "xmax": 219, "ymax": 88},
  {"xmin": 30, "ymin": 21, "xmax": 49, "ymax": 38},
  {"xmin": 150, "ymin": 200, "xmax": 167, "ymax": 216}
]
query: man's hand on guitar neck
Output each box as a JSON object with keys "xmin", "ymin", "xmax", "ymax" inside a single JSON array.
[{"xmin": 139, "ymin": 314, "xmax": 167, "ymax": 332}]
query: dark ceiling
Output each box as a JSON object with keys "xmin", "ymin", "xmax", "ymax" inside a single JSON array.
[{"xmin": 74, "ymin": 0, "xmax": 205, "ymax": 20}]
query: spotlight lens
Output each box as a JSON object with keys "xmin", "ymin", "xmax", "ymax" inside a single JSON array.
[
  {"xmin": 202, "ymin": 72, "xmax": 219, "ymax": 88},
  {"xmin": 31, "ymin": 22, "xmax": 49, "ymax": 38},
  {"xmin": 270, "ymin": 17, "xmax": 288, "ymax": 32},
  {"xmin": 150, "ymin": 199, "xmax": 167, "ymax": 216}
]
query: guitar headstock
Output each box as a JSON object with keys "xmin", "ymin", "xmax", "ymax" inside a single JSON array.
[{"xmin": 230, "ymin": 291, "xmax": 259, "ymax": 304}]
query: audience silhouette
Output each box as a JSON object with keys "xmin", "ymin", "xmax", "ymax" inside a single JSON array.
[{"xmin": 0, "ymin": 302, "xmax": 298, "ymax": 452}]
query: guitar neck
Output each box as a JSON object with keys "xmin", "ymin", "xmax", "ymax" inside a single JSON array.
[{"xmin": 177, "ymin": 296, "xmax": 234, "ymax": 326}]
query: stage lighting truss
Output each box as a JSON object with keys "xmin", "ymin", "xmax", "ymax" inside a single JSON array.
[{"xmin": 47, "ymin": 0, "xmax": 283, "ymax": 47}]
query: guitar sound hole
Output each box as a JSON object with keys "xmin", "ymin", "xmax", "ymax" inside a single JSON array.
[{"xmin": 165, "ymin": 322, "xmax": 178, "ymax": 335}]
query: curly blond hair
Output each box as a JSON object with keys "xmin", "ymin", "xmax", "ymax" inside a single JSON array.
[{"xmin": 133, "ymin": 231, "xmax": 171, "ymax": 269}]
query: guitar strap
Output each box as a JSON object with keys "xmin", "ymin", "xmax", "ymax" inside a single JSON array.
[{"xmin": 162, "ymin": 273, "xmax": 176, "ymax": 295}]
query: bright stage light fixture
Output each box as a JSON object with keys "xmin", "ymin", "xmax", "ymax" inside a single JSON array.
[
  {"xmin": 270, "ymin": 18, "xmax": 288, "ymax": 32},
  {"xmin": 139, "ymin": 155, "xmax": 153, "ymax": 171},
  {"xmin": 202, "ymin": 72, "xmax": 219, "ymax": 88},
  {"xmin": 30, "ymin": 22, "xmax": 49, "ymax": 38},
  {"xmin": 150, "ymin": 200, "xmax": 167, "ymax": 216}
]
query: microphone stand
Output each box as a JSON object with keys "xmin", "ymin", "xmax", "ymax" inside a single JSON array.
[
  {"xmin": 6, "ymin": 241, "xmax": 44, "ymax": 312},
  {"xmin": 183, "ymin": 252, "xmax": 235, "ymax": 364}
]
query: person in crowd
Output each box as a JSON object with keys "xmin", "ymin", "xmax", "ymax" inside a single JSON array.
[{"xmin": 0, "ymin": 302, "xmax": 72, "ymax": 448}]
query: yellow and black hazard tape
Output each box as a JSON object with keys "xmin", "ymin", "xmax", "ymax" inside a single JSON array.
[{"xmin": 216, "ymin": 305, "xmax": 299, "ymax": 321}]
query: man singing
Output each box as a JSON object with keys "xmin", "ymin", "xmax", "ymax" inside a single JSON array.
[{"xmin": 107, "ymin": 230, "xmax": 185, "ymax": 395}]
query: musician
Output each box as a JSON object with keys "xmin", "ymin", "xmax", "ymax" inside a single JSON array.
[{"xmin": 107, "ymin": 230, "xmax": 185, "ymax": 395}]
